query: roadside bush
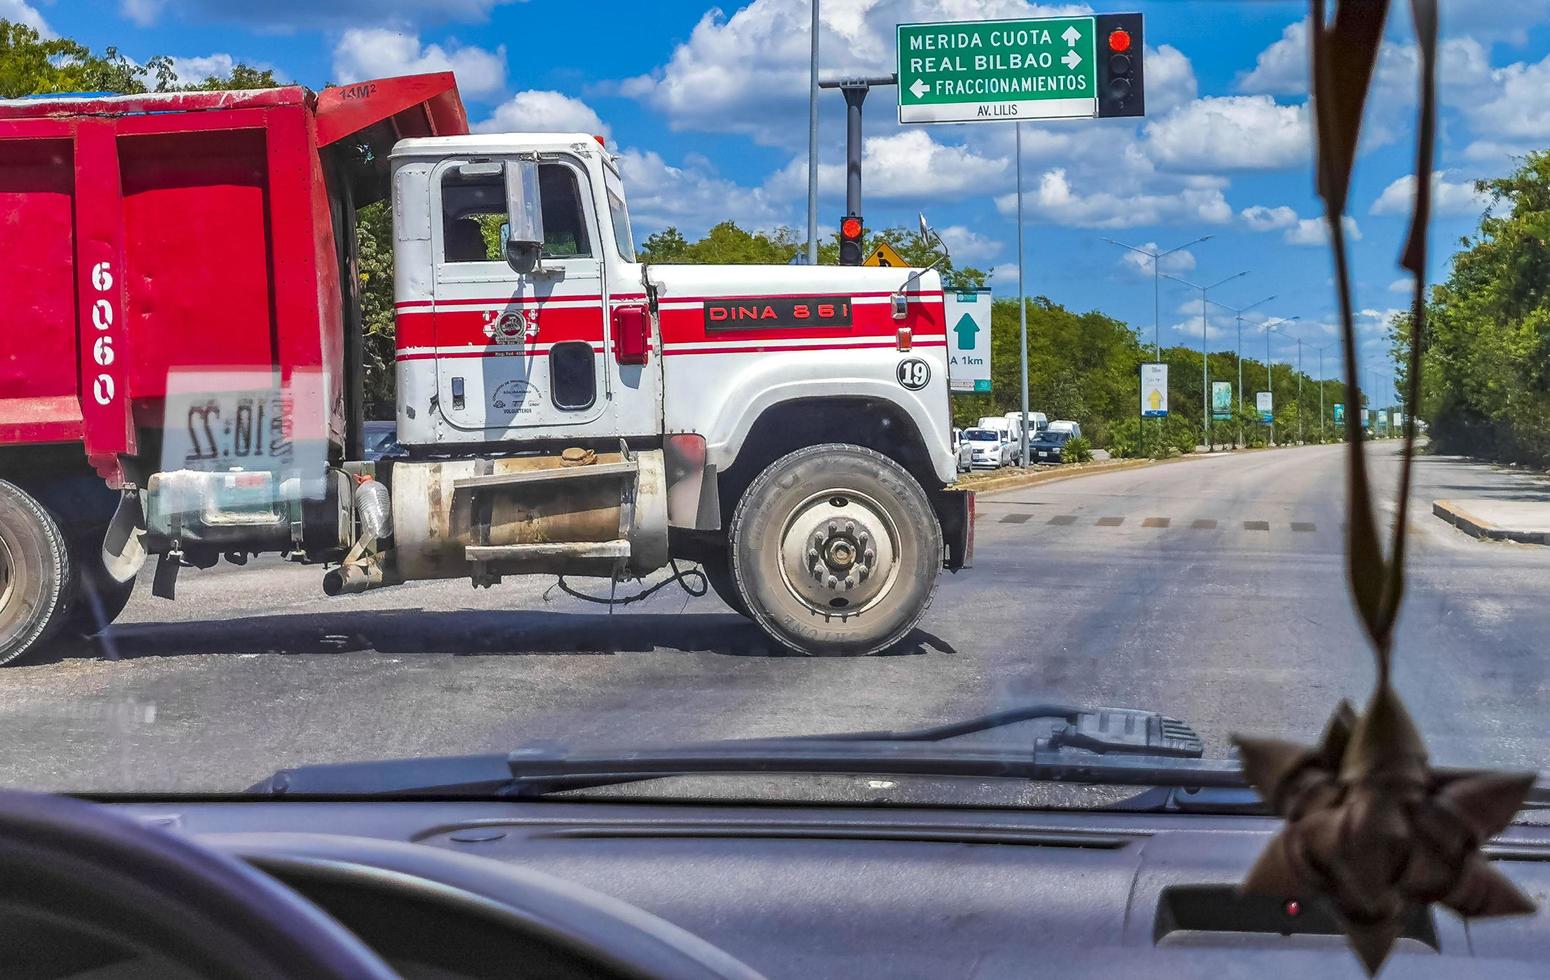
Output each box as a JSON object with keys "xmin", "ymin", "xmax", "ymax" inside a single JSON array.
[
  {"xmin": 1061, "ymin": 436, "xmax": 1093, "ymax": 463},
  {"xmin": 1105, "ymin": 416, "xmax": 1196, "ymax": 459}
]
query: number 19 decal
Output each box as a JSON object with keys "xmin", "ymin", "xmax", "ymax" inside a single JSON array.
[{"xmin": 896, "ymin": 358, "xmax": 930, "ymax": 391}]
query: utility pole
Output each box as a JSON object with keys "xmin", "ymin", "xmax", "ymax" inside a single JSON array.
[
  {"xmin": 1314, "ymin": 343, "xmax": 1332, "ymax": 443},
  {"xmin": 1208, "ymin": 295, "xmax": 1274, "ymax": 448},
  {"xmin": 1163, "ymin": 270, "xmax": 1248, "ymax": 452},
  {"xmin": 1296, "ymin": 336, "xmax": 1304, "ymax": 445},
  {"xmin": 805, "ymin": 0, "xmax": 819, "ymax": 265}
]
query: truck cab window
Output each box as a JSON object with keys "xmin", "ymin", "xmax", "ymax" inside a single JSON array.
[{"xmin": 439, "ymin": 163, "xmax": 591, "ymax": 264}]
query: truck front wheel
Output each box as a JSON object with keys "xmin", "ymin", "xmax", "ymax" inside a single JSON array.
[
  {"xmin": 729, "ymin": 444, "xmax": 941, "ymax": 656},
  {"xmin": 0, "ymin": 480, "xmax": 74, "ymax": 667}
]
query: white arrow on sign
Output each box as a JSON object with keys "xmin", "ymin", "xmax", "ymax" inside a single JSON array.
[
  {"xmin": 1062, "ymin": 25, "xmax": 1081, "ymax": 46},
  {"xmin": 1062, "ymin": 49, "xmax": 1082, "ymax": 69},
  {"xmin": 909, "ymin": 77, "xmax": 929, "ymax": 99}
]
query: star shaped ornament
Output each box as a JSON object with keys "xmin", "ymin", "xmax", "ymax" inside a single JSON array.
[{"xmin": 1232, "ymin": 690, "xmax": 1536, "ymax": 975}]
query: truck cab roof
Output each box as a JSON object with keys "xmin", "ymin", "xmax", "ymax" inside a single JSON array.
[{"xmin": 391, "ymin": 133, "xmax": 610, "ymax": 160}]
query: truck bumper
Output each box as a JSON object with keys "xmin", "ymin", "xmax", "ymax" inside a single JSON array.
[{"xmin": 933, "ymin": 487, "xmax": 974, "ymax": 571}]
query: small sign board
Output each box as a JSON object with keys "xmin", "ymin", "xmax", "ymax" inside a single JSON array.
[
  {"xmin": 945, "ymin": 289, "xmax": 992, "ymax": 393},
  {"xmin": 1333, "ymin": 403, "xmax": 1345, "ymax": 424},
  {"xmin": 862, "ymin": 241, "xmax": 908, "ymax": 268},
  {"xmin": 897, "ymin": 16, "xmax": 1097, "ymax": 124},
  {"xmin": 1211, "ymin": 381, "xmax": 1233, "ymax": 421},
  {"xmin": 1256, "ymin": 391, "xmax": 1274, "ymax": 424},
  {"xmin": 1140, "ymin": 362, "xmax": 1168, "ymax": 417}
]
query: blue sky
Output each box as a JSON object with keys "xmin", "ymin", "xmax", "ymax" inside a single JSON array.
[{"xmin": 15, "ymin": 0, "xmax": 1550, "ymax": 385}]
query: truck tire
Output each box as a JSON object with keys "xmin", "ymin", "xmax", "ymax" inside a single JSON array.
[
  {"xmin": 0, "ymin": 480, "xmax": 74, "ymax": 667},
  {"xmin": 698, "ymin": 549, "xmax": 751, "ymax": 619},
  {"xmin": 729, "ymin": 444, "xmax": 941, "ymax": 656},
  {"xmin": 68, "ymin": 557, "xmax": 136, "ymax": 638}
]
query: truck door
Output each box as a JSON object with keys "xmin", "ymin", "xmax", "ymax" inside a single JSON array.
[{"xmin": 431, "ymin": 157, "xmax": 608, "ymax": 435}]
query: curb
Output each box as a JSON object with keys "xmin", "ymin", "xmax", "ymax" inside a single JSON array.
[
  {"xmin": 1432, "ymin": 499, "xmax": 1550, "ymax": 545},
  {"xmin": 958, "ymin": 456, "xmax": 1174, "ymax": 495}
]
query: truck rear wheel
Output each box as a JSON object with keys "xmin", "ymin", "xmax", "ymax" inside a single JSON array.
[
  {"xmin": 729, "ymin": 444, "xmax": 941, "ymax": 656},
  {"xmin": 0, "ymin": 480, "xmax": 74, "ymax": 667}
]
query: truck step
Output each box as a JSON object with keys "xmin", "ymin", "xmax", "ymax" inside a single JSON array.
[
  {"xmin": 452, "ymin": 460, "xmax": 638, "ymax": 494},
  {"xmin": 464, "ymin": 540, "xmax": 631, "ymax": 562}
]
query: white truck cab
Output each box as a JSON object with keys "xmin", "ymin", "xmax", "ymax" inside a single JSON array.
[{"xmin": 376, "ymin": 133, "xmax": 973, "ymax": 655}]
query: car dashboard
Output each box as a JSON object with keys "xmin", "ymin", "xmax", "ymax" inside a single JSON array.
[{"xmin": 34, "ymin": 795, "xmax": 1550, "ymax": 979}]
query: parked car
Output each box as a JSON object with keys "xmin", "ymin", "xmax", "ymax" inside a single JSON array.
[
  {"xmin": 963, "ymin": 427, "xmax": 1012, "ymax": 469},
  {"xmin": 950, "ymin": 428, "xmax": 974, "ymax": 473},
  {"xmin": 1026, "ymin": 427, "xmax": 1077, "ymax": 463}
]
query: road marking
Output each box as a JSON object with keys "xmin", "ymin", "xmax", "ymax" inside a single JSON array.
[
  {"xmin": 1292, "ymin": 522, "xmax": 1317, "ymax": 532},
  {"xmin": 1191, "ymin": 519, "xmax": 1218, "ymax": 529},
  {"xmin": 1000, "ymin": 513, "xmax": 1033, "ymax": 524},
  {"xmin": 1244, "ymin": 520, "xmax": 1270, "ymax": 531},
  {"xmin": 1048, "ymin": 515, "xmax": 1078, "ymax": 525},
  {"xmin": 1142, "ymin": 517, "xmax": 1170, "ymax": 528},
  {"xmin": 1096, "ymin": 517, "xmax": 1124, "ymax": 527}
]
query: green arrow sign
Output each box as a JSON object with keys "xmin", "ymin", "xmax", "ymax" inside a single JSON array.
[
  {"xmin": 952, "ymin": 313, "xmax": 979, "ymax": 350},
  {"xmin": 897, "ymin": 17, "xmax": 1097, "ymax": 125}
]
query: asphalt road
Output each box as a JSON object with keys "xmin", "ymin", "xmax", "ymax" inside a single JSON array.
[{"xmin": 3, "ymin": 441, "xmax": 1547, "ymax": 794}]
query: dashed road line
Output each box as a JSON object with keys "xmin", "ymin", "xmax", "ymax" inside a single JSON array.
[
  {"xmin": 1096, "ymin": 517, "xmax": 1125, "ymax": 527},
  {"xmin": 1244, "ymin": 521, "xmax": 1271, "ymax": 531},
  {"xmin": 1048, "ymin": 515, "xmax": 1078, "ymax": 526},
  {"xmin": 1192, "ymin": 519, "xmax": 1218, "ymax": 530},
  {"xmin": 1142, "ymin": 517, "xmax": 1170, "ymax": 528}
]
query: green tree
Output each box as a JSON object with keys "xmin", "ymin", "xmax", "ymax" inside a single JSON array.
[
  {"xmin": 1395, "ymin": 150, "xmax": 1550, "ymax": 466},
  {"xmin": 0, "ymin": 21, "xmax": 276, "ymax": 97}
]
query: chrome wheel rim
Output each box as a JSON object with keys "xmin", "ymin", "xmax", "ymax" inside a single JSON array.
[{"xmin": 776, "ymin": 488, "xmax": 901, "ymax": 617}]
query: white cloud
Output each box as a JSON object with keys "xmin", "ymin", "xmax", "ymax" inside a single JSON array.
[
  {"xmin": 936, "ymin": 225, "xmax": 1001, "ymax": 264},
  {"xmin": 476, "ymin": 91, "xmax": 609, "ymax": 137},
  {"xmin": 1464, "ymin": 53, "xmax": 1550, "ymax": 158},
  {"xmin": 1143, "ymin": 96, "xmax": 1311, "ymax": 171},
  {"xmin": 1, "ymin": 0, "xmax": 51, "ymax": 35},
  {"xmin": 987, "ymin": 262, "xmax": 1022, "ymax": 293},
  {"xmin": 121, "ymin": 0, "xmax": 166, "ymax": 26},
  {"xmin": 1285, "ymin": 216, "xmax": 1362, "ymax": 247},
  {"xmin": 995, "ymin": 168, "xmax": 1232, "ymax": 229},
  {"xmin": 1237, "ymin": 19, "xmax": 1306, "ymax": 96},
  {"xmin": 616, "ymin": 149, "xmax": 789, "ymax": 235},
  {"xmin": 1240, "ymin": 205, "xmax": 1298, "ymax": 231},
  {"xmin": 332, "ymin": 28, "xmax": 506, "ymax": 100},
  {"xmin": 1117, "ymin": 243, "xmax": 1196, "ymax": 277},
  {"xmin": 1369, "ymin": 171, "xmax": 1489, "ymax": 217},
  {"xmin": 1389, "ymin": 276, "xmax": 1416, "ymax": 294},
  {"xmin": 620, "ymin": 0, "xmax": 1093, "ymax": 148},
  {"xmin": 1143, "ymin": 44, "xmax": 1198, "ymax": 116},
  {"xmin": 769, "ymin": 129, "xmax": 1008, "ymax": 202},
  {"xmin": 166, "ymin": 54, "xmax": 249, "ymax": 86}
]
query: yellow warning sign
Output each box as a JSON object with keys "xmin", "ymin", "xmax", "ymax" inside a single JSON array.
[{"xmin": 863, "ymin": 242, "xmax": 908, "ymax": 268}]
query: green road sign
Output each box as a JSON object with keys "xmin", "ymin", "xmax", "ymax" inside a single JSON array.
[
  {"xmin": 897, "ymin": 17, "xmax": 1097, "ymax": 125},
  {"xmin": 1333, "ymin": 403, "xmax": 1345, "ymax": 424}
]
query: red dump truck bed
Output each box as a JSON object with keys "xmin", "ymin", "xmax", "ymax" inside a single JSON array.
[{"xmin": 0, "ymin": 74, "xmax": 468, "ymax": 484}]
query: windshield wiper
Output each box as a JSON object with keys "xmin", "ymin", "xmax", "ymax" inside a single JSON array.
[{"xmin": 253, "ymin": 704, "xmax": 1243, "ymax": 798}]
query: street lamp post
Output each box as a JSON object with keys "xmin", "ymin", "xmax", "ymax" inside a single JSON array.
[
  {"xmin": 1313, "ymin": 342, "xmax": 1333, "ymax": 443},
  {"xmin": 1163, "ymin": 270, "xmax": 1249, "ymax": 452},
  {"xmin": 1103, "ymin": 235, "xmax": 1214, "ymax": 359},
  {"xmin": 1259, "ymin": 315, "xmax": 1298, "ymax": 446},
  {"xmin": 1208, "ymin": 295, "xmax": 1275, "ymax": 447},
  {"xmin": 806, "ymin": 0, "xmax": 819, "ymax": 265}
]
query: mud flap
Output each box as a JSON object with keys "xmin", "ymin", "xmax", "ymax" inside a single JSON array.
[
  {"xmin": 101, "ymin": 491, "xmax": 148, "ymax": 584},
  {"xmin": 935, "ymin": 487, "xmax": 974, "ymax": 571}
]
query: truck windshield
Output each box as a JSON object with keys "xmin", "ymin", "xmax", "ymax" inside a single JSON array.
[{"xmin": 606, "ymin": 179, "xmax": 636, "ymax": 262}]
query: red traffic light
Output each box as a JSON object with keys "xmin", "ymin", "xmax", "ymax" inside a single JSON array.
[
  {"xmin": 1108, "ymin": 28, "xmax": 1132, "ymax": 53},
  {"xmin": 841, "ymin": 216, "xmax": 863, "ymax": 240}
]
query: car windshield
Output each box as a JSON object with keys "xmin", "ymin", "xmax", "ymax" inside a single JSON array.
[{"xmin": 1, "ymin": 2, "xmax": 1546, "ymax": 836}]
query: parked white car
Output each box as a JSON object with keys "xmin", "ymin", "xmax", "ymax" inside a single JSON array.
[
  {"xmin": 963, "ymin": 427, "xmax": 1013, "ymax": 469},
  {"xmin": 950, "ymin": 428, "xmax": 974, "ymax": 473}
]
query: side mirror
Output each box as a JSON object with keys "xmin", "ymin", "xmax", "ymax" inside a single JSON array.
[{"xmin": 503, "ymin": 160, "xmax": 545, "ymax": 275}]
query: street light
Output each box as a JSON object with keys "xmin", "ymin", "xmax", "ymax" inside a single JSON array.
[
  {"xmin": 1104, "ymin": 235, "xmax": 1214, "ymax": 360},
  {"xmin": 1208, "ymin": 294, "xmax": 1275, "ymax": 447},
  {"xmin": 1312, "ymin": 342, "xmax": 1335, "ymax": 443},
  {"xmin": 1260, "ymin": 315, "xmax": 1299, "ymax": 446},
  {"xmin": 1163, "ymin": 270, "xmax": 1248, "ymax": 452}
]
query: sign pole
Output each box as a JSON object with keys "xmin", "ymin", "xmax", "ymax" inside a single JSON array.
[
  {"xmin": 806, "ymin": 0, "xmax": 819, "ymax": 266},
  {"xmin": 1016, "ymin": 121, "xmax": 1030, "ymax": 468}
]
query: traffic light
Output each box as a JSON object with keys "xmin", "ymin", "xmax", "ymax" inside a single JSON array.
[
  {"xmin": 839, "ymin": 213, "xmax": 864, "ymax": 266},
  {"xmin": 1095, "ymin": 12, "xmax": 1144, "ymax": 118}
]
